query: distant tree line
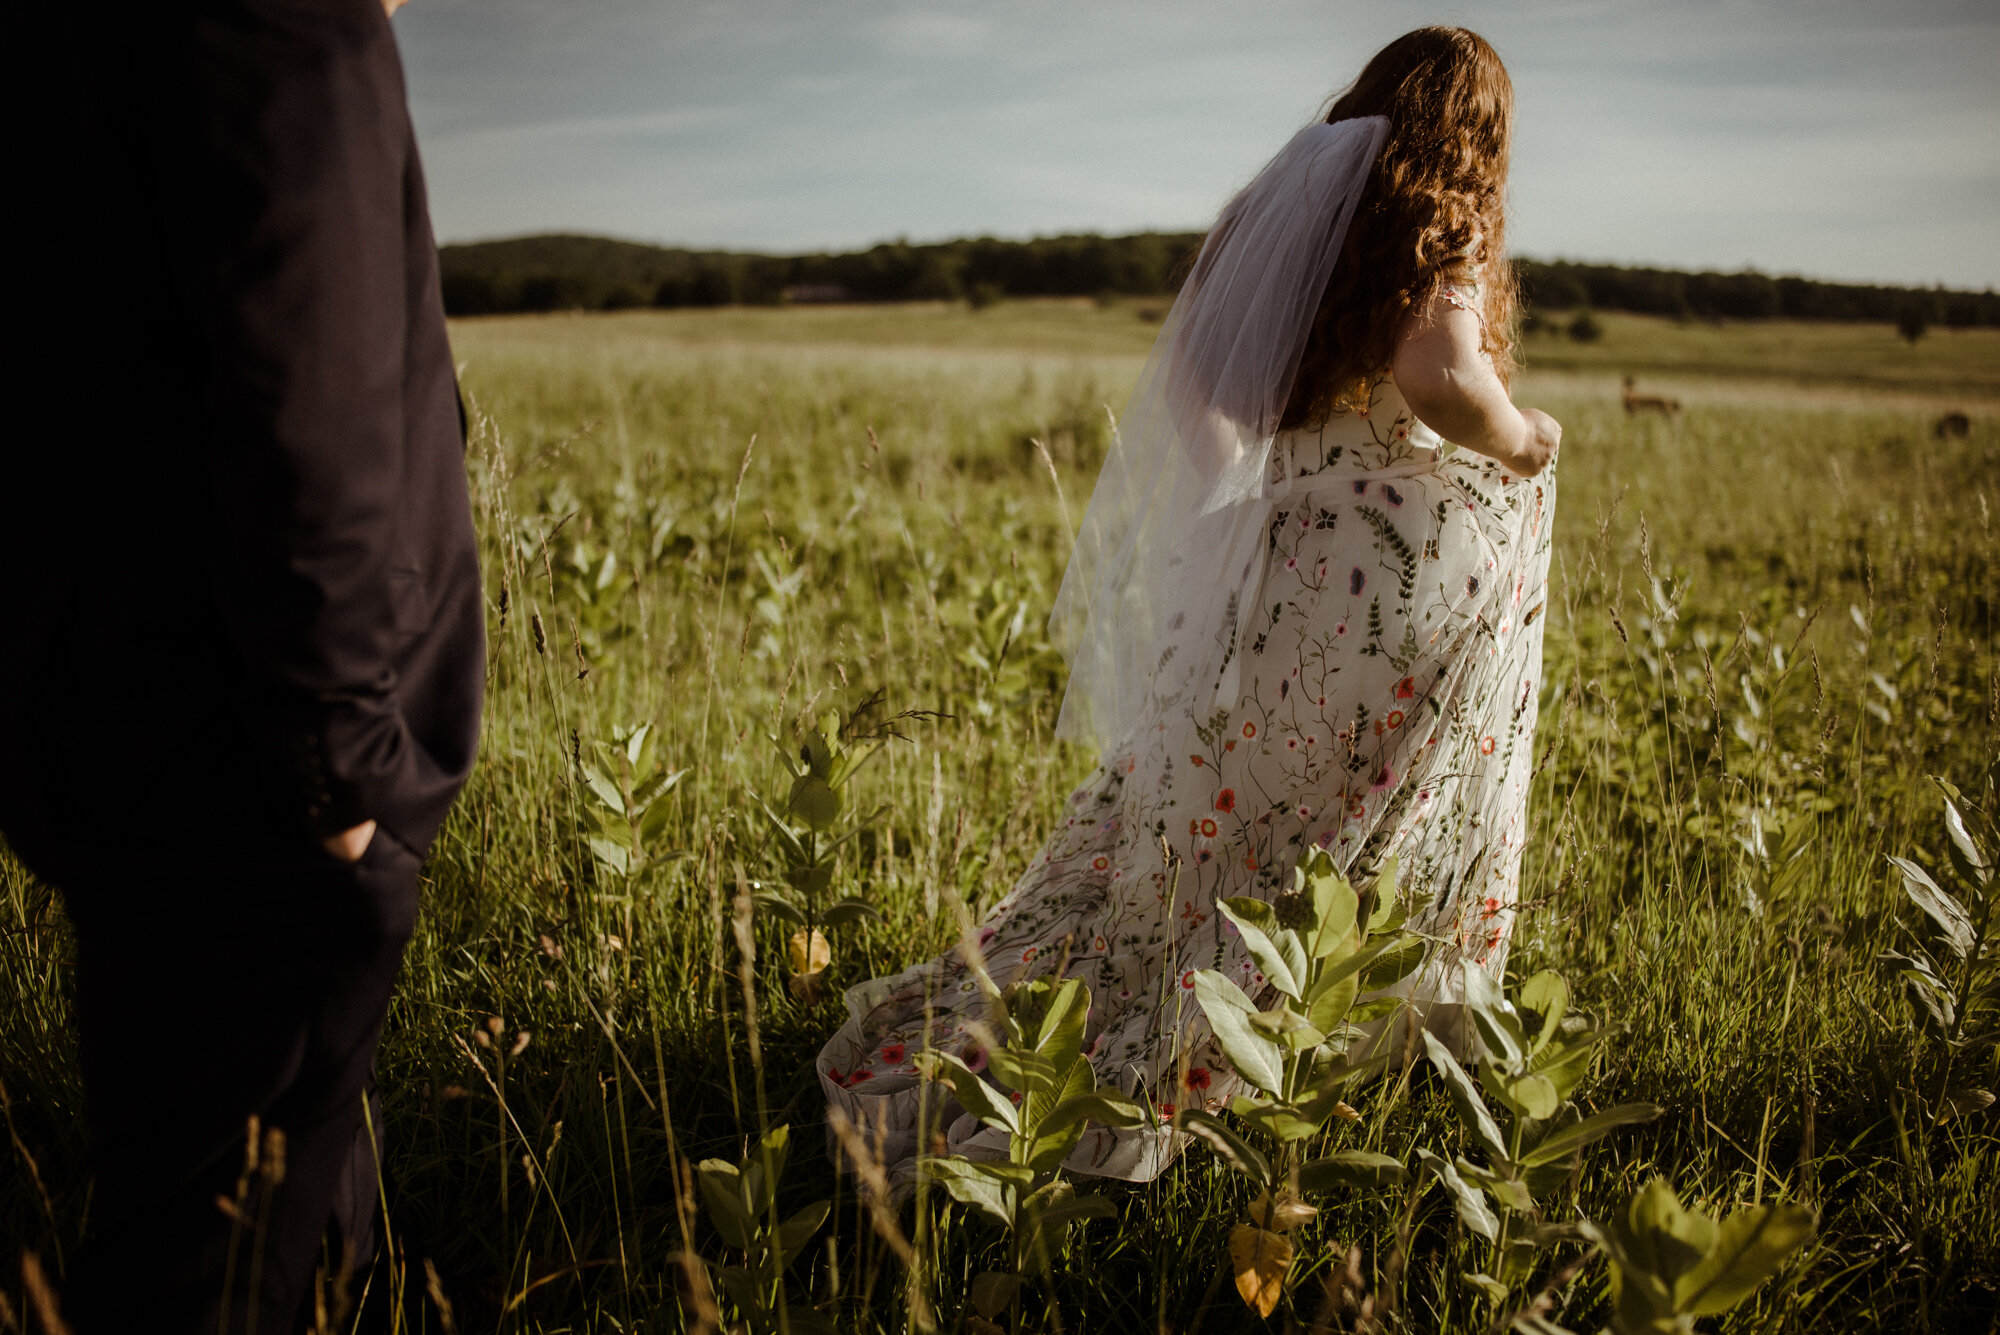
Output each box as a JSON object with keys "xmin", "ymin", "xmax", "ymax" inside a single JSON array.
[
  {"xmin": 437, "ymin": 232, "xmax": 2000, "ymax": 328},
  {"xmin": 1514, "ymin": 260, "xmax": 1999, "ymax": 328}
]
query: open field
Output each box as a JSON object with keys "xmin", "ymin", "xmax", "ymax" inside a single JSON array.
[{"xmin": 3, "ymin": 303, "xmax": 1996, "ymax": 1332}]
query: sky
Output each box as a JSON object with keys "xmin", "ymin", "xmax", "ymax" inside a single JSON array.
[{"xmin": 396, "ymin": 0, "xmax": 2000, "ymax": 289}]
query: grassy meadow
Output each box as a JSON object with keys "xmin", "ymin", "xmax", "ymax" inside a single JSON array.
[{"xmin": 3, "ymin": 302, "xmax": 1996, "ymax": 1332}]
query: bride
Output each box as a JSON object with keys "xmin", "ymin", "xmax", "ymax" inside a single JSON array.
[{"xmin": 819, "ymin": 26, "xmax": 1560, "ymax": 1182}]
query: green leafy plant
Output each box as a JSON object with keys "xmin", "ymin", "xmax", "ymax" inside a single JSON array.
[
  {"xmin": 1174, "ymin": 850, "xmax": 1425, "ymax": 1315},
  {"xmin": 752, "ymin": 693, "xmax": 927, "ymax": 998},
  {"xmin": 1588, "ymin": 1177, "xmax": 1816, "ymax": 1335},
  {"xmin": 945, "ymin": 574, "xmax": 1066, "ymax": 721},
  {"xmin": 916, "ymin": 976, "xmax": 1149, "ymax": 1326},
  {"xmin": 1878, "ymin": 777, "xmax": 1996, "ymax": 1121},
  {"xmin": 577, "ymin": 721, "xmax": 688, "ymax": 878},
  {"xmin": 1422, "ymin": 965, "xmax": 1662, "ymax": 1308},
  {"xmin": 695, "ymin": 1124, "xmax": 835, "ymax": 1335}
]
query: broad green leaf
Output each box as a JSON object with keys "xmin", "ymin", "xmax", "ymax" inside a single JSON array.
[
  {"xmin": 1675, "ymin": 1201, "xmax": 1817, "ymax": 1317},
  {"xmin": 970, "ymin": 1271, "xmax": 1023, "ymax": 1319},
  {"xmin": 581, "ymin": 763, "xmax": 625, "ymax": 814},
  {"xmin": 924, "ymin": 1158, "xmax": 1028, "ymax": 1228},
  {"xmin": 1879, "ymin": 950, "xmax": 1957, "ymax": 1032},
  {"xmin": 1496, "ymin": 1072, "xmax": 1560, "ymax": 1123},
  {"xmin": 1173, "ymin": 1109, "xmax": 1272, "ymax": 1187},
  {"xmin": 1940, "ymin": 792, "xmax": 1989, "ymax": 886},
  {"xmin": 1303, "ymin": 857, "xmax": 1359, "ymax": 959},
  {"xmin": 1359, "ymin": 939, "xmax": 1427, "ymax": 992},
  {"xmin": 986, "ymin": 1045, "xmax": 1062, "ymax": 1095},
  {"xmin": 830, "ymin": 738, "xmax": 885, "ymax": 788},
  {"xmin": 637, "ymin": 794, "xmax": 679, "ymax": 845},
  {"xmin": 1230, "ymin": 1097, "xmax": 1323, "ymax": 1143},
  {"xmin": 1024, "ymin": 1192, "xmax": 1117, "ymax": 1240},
  {"xmin": 1607, "ymin": 1177, "xmax": 1715, "ymax": 1290},
  {"xmin": 1026, "ymin": 1120, "xmax": 1085, "ymax": 1174},
  {"xmin": 915, "ymin": 1051, "xmax": 1019, "ymax": 1134},
  {"xmin": 1039, "ymin": 1089, "xmax": 1151, "ymax": 1138},
  {"xmin": 633, "ymin": 764, "xmax": 687, "ymax": 809},
  {"xmin": 586, "ymin": 837, "xmax": 629, "ymax": 876},
  {"xmin": 621, "ymin": 721, "xmax": 651, "ymax": 767},
  {"xmin": 1519, "ymin": 1102, "xmax": 1662, "ymax": 1168},
  {"xmin": 1942, "ymin": 1087, "xmax": 1996, "ymax": 1120},
  {"xmin": 751, "ymin": 892, "xmax": 809, "ymax": 927},
  {"xmin": 1531, "ymin": 1028, "xmax": 1604, "ymax": 1099},
  {"xmin": 1367, "ymin": 856, "xmax": 1402, "ymax": 932},
  {"xmin": 695, "ymin": 1160, "xmax": 754, "ymax": 1250},
  {"xmin": 1422, "ymin": 1031, "xmax": 1507, "ymax": 1161},
  {"xmin": 1297, "ymin": 1149, "xmax": 1408, "ymax": 1192},
  {"xmin": 788, "ymin": 773, "xmax": 843, "ymax": 832},
  {"xmin": 819, "ymin": 899, "xmax": 884, "ymax": 929},
  {"xmin": 1307, "ymin": 970, "xmax": 1360, "ymax": 1036},
  {"xmin": 1462, "ymin": 1271, "xmax": 1510, "ymax": 1304},
  {"xmin": 776, "ymin": 1199, "xmax": 831, "ymax": 1254},
  {"xmin": 1457, "ymin": 1157, "xmax": 1535, "ymax": 1212},
  {"xmin": 1517, "ymin": 971, "xmax": 1569, "ymax": 1054},
  {"xmin": 1034, "ymin": 976, "xmax": 1090, "ymax": 1063},
  {"xmin": 1219, "ymin": 898, "xmax": 1307, "ymax": 998},
  {"xmin": 743, "ymin": 1123, "xmax": 791, "ymax": 1213},
  {"xmin": 1247, "ymin": 1005, "xmax": 1324, "ymax": 1052},
  {"xmin": 1417, "ymin": 1148, "xmax": 1499, "ymax": 1241},
  {"xmin": 1889, "ymin": 855, "xmax": 1974, "ymax": 958},
  {"xmin": 1349, "ymin": 995, "xmax": 1405, "ymax": 1023},
  {"xmin": 1462, "ymin": 965, "xmax": 1529, "ymax": 1070},
  {"xmin": 1194, "ymin": 970, "xmax": 1285, "ymax": 1094},
  {"xmin": 749, "ymin": 792, "xmax": 810, "ymax": 863}
]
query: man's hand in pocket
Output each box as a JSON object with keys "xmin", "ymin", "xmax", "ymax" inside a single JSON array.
[{"xmin": 322, "ymin": 820, "xmax": 377, "ymax": 863}]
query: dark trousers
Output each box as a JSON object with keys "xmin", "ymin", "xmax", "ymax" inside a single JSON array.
[{"xmin": 53, "ymin": 825, "xmax": 422, "ymax": 1334}]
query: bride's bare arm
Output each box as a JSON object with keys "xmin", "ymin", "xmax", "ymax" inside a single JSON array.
[{"xmin": 1392, "ymin": 288, "xmax": 1559, "ymax": 477}]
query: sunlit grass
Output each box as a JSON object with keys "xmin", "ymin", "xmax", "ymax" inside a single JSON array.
[{"xmin": 2, "ymin": 303, "xmax": 1994, "ymax": 1331}]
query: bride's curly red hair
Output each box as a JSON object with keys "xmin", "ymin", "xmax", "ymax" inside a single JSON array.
[{"xmin": 1281, "ymin": 27, "xmax": 1519, "ymax": 429}]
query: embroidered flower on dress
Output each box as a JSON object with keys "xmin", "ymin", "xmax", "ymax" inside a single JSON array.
[{"xmin": 1215, "ymin": 789, "xmax": 1236, "ymax": 812}]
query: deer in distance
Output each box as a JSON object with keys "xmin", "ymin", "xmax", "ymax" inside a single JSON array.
[{"xmin": 1622, "ymin": 375, "xmax": 1680, "ymax": 415}]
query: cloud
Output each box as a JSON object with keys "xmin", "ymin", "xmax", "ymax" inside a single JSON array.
[{"xmin": 397, "ymin": 0, "xmax": 2000, "ymax": 285}]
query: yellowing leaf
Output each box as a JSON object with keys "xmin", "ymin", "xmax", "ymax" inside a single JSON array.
[
  {"xmin": 1229, "ymin": 1223, "xmax": 1293, "ymax": 1316},
  {"xmin": 788, "ymin": 929, "xmax": 831, "ymax": 976}
]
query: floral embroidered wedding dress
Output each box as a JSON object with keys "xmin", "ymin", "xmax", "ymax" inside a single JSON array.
[{"xmin": 818, "ymin": 347, "xmax": 1556, "ymax": 1183}]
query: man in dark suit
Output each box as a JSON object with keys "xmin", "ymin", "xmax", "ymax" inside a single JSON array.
[{"xmin": 3, "ymin": 0, "xmax": 483, "ymax": 1328}]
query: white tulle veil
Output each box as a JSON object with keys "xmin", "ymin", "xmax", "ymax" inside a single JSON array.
[{"xmin": 1050, "ymin": 116, "xmax": 1391, "ymax": 750}]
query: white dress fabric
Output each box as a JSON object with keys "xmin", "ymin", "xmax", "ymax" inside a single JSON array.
[{"xmin": 818, "ymin": 314, "xmax": 1557, "ymax": 1182}]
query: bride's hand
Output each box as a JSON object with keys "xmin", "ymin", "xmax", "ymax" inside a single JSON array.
[{"xmin": 1513, "ymin": 408, "xmax": 1561, "ymax": 477}]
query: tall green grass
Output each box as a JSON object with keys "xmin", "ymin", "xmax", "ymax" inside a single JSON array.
[{"xmin": 2, "ymin": 307, "xmax": 1994, "ymax": 1331}]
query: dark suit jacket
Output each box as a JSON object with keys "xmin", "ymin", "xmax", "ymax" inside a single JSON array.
[{"xmin": 3, "ymin": 0, "xmax": 483, "ymax": 877}]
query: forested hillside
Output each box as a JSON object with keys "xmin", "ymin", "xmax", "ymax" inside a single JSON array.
[{"xmin": 438, "ymin": 231, "xmax": 2000, "ymax": 328}]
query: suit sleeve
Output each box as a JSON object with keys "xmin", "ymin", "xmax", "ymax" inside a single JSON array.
[{"xmin": 193, "ymin": 0, "xmax": 420, "ymax": 841}]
